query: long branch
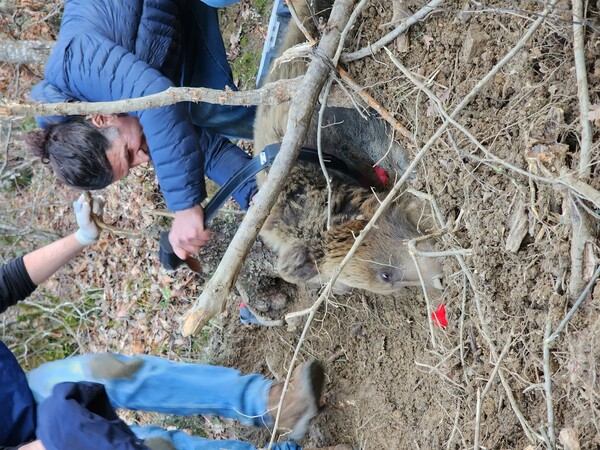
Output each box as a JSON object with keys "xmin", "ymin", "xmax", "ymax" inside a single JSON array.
[
  {"xmin": 543, "ymin": 318, "xmax": 555, "ymax": 447},
  {"xmin": 572, "ymin": 0, "xmax": 592, "ymax": 180},
  {"xmin": 0, "ymin": 77, "xmax": 354, "ymax": 118},
  {"xmin": 569, "ymin": 0, "xmax": 594, "ymax": 299}
]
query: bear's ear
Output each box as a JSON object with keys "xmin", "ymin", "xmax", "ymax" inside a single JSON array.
[{"xmin": 277, "ymin": 244, "xmax": 319, "ymax": 284}]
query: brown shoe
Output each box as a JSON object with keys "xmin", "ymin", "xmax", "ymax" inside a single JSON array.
[
  {"xmin": 268, "ymin": 359, "xmax": 325, "ymax": 440},
  {"xmin": 303, "ymin": 445, "xmax": 353, "ymax": 450}
]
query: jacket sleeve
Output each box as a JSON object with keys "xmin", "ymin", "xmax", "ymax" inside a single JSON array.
[
  {"xmin": 58, "ymin": 33, "xmax": 206, "ymax": 211},
  {"xmin": 37, "ymin": 382, "xmax": 150, "ymax": 450},
  {"xmin": 0, "ymin": 341, "xmax": 37, "ymax": 447},
  {"xmin": 0, "ymin": 257, "xmax": 37, "ymax": 315}
]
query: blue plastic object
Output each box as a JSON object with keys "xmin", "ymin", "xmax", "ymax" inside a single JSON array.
[
  {"xmin": 239, "ymin": 303, "xmax": 263, "ymax": 325},
  {"xmin": 256, "ymin": 0, "xmax": 291, "ymax": 87}
]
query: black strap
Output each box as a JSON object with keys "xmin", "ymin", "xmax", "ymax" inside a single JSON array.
[
  {"xmin": 204, "ymin": 143, "xmax": 360, "ymax": 222},
  {"xmin": 203, "ymin": 144, "xmax": 277, "ymax": 222}
]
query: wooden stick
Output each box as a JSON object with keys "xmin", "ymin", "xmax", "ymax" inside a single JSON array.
[
  {"xmin": 474, "ymin": 388, "xmax": 482, "ymax": 450},
  {"xmin": 407, "ymin": 236, "xmax": 438, "ymax": 349},
  {"xmin": 547, "ymin": 264, "xmax": 600, "ymax": 343},
  {"xmin": 568, "ymin": 0, "xmax": 594, "ymax": 298},
  {"xmin": 317, "ymin": 78, "xmax": 335, "ymax": 230},
  {"xmin": 341, "ymin": 0, "xmax": 445, "ymax": 62},
  {"xmin": 287, "ymin": 0, "xmax": 317, "ymax": 45},
  {"xmin": 572, "ymin": 0, "xmax": 593, "ymax": 180},
  {"xmin": 0, "ymin": 77, "xmax": 355, "ymax": 118},
  {"xmin": 543, "ymin": 318, "xmax": 555, "ymax": 447},
  {"xmin": 83, "ymin": 192, "xmax": 141, "ymax": 238},
  {"xmin": 337, "ymin": 67, "xmax": 413, "ymax": 139}
]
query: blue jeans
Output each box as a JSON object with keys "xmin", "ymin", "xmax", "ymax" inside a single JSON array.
[
  {"xmin": 27, "ymin": 354, "xmax": 300, "ymax": 450},
  {"xmin": 183, "ymin": 1, "xmax": 258, "ymax": 208},
  {"xmin": 182, "ymin": 1, "xmax": 256, "ymax": 140}
]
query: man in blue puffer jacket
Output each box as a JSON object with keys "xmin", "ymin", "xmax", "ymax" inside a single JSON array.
[{"xmin": 26, "ymin": 0, "xmax": 260, "ymax": 262}]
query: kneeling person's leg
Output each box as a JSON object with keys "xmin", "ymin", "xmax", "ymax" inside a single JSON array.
[
  {"xmin": 27, "ymin": 354, "xmax": 271, "ymax": 426},
  {"xmin": 181, "ymin": 2, "xmax": 256, "ymax": 139},
  {"xmin": 132, "ymin": 425, "xmax": 302, "ymax": 450}
]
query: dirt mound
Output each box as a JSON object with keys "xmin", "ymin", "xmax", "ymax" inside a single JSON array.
[{"xmin": 210, "ymin": 1, "xmax": 600, "ymax": 449}]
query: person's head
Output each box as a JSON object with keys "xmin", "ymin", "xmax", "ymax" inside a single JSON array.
[{"xmin": 25, "ymin": 114, "xmax": 150, "ymax": 190}]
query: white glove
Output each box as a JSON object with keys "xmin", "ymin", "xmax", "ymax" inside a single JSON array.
[{"xmin": 73, "ymin": 194, "xmax": 105, "ymax": 246}]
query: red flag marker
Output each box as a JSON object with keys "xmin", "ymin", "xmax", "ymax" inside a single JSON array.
[{"xmin": 431, "ymin": 304, "xmax": 448, "ymax": 328}]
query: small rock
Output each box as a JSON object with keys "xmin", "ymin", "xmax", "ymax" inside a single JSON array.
[{"xmin": 461, "ymin": 25, "xmax": 490, "ymax": 62}]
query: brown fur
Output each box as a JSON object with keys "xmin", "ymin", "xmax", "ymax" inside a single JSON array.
[{"xmin": 253, "ymin": 0, "xmax": 442, "ymax": 293}]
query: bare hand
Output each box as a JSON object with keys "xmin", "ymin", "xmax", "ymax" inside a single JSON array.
[{"xmin": 169, "ymin": 205, "xmax": 211, "ymax": 260}]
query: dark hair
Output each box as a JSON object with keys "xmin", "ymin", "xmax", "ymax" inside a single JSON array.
[{"xmin": 25, "ymin": 117, "xmax": 115, "ymax": 190}]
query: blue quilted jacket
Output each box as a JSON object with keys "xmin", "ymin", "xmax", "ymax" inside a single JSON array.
[{"xmin": 30, "ymin": 0, "xmax": 247, "ymax": 211}]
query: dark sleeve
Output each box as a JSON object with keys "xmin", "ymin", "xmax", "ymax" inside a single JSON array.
[
  {"xmin": 37, "ymin": 382, "xmax": 150, "ymax": 450},
  {"xmin": 0, "ymin": 340, "xmax": 37, "ymax": 447},
  {"xmin": 0, "ymin": 257, "xmax": 37, "ymax": 315}
]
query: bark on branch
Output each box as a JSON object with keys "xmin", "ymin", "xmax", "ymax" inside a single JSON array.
[
  {"xmin": 0, "ymin": 39, "xmax": 54, "ymax": 65},
  {"xmin": 568, "ymin": 0, "xmax": 596, "ymax": 298},
  {"xmin": 0, "ymin": 78, "xmax": 354, "ymax": 118},
  {"xmin": 181, "ymin": 0, "xmax": 357, "ymax": 337}
]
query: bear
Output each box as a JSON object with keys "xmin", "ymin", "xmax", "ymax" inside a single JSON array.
[{"xmin": 253, "ymin": 0, "xmax": 443, "ymax": 294}]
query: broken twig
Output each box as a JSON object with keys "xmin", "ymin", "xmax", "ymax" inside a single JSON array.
[
  {"xmin": 543, "ymin": 318, "xmax": 556, "ymax": 448},
  {"xmin": 547, "ymin": 264, "xmax": 600, "ymax": 343}
]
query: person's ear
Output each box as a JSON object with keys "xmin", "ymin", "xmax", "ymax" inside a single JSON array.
[{"xmin": 90, "ymin": 114, "xmax": 116, "ymax": 128}]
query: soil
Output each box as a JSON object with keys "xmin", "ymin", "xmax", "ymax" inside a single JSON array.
[
  {"xmin": 207, "ymin": 1, "xmax": 600, "ymax": 449},
  {"xmin": 1, "ymin": 1, "xmax": 599, "ymax": 449}
]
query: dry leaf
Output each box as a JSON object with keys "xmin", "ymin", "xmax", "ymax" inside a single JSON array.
[
  {"xmin": 422, "ymin": 35, "xmax": 434, "ymax": 49},
  {"xmin": 559, "ymin": 428, "xmax": 581, "ymax": 450}
]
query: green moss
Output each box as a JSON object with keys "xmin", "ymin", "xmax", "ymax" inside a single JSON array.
[
  {"xmin": 231, "ymin": 50, "xmax": 261, "ymax": 90},
  {"xmin": 20, "ymin": 117, "xmax": 37, "ymax": 133},
  {"xmin": 255, "ymin": 0, "xmax": 269, "ymax": 16}
]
